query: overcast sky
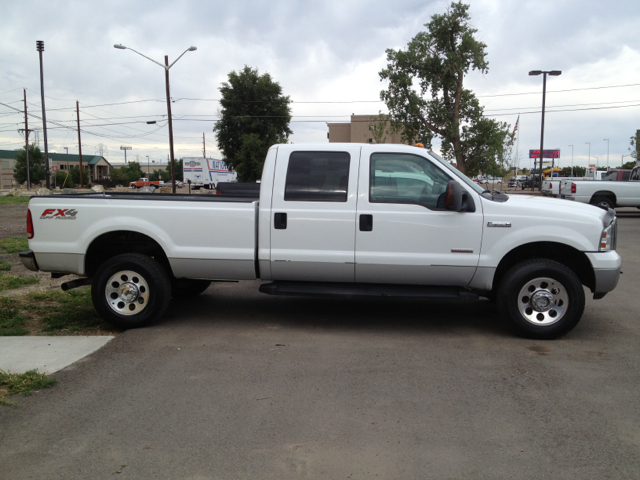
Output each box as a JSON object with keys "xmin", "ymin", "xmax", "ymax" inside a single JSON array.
[{"xmin": 1, "ymin": 0, "xmax": 639, "ymax": 170}]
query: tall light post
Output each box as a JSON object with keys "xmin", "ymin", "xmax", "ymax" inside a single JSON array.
[
  {"xmin": 568, "ymin": 144, "xmax": 574, "ymax": 176},
  {"xmin": 114, "ymin": 44, "xmax": 196, "ymax": 193},
  {"xmin": 586, "ymin": 141, "xmax": 591, "ymax": 169},
  {"xmin": 621, "ymin": 153, "xmax": 633, "ymax": 166},
  {"xmin": 604, "ymin": 138, "xmax": 609, "ymax": 170},
  {"xmin": 529, "ymin": 70, "xmax": 561, "ymax": 191},
  {"xmin": 36, "ymin": 40, "xmax": 51, "ymax": 189}
]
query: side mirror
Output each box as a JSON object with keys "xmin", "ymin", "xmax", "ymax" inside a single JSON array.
[
  {"xmin": 444, "ymin": 180, "xmax": 475, "ymax": 212},
  {"xmin": 444, "ymin": 181, "xmax": 463, "ymax": 211}
]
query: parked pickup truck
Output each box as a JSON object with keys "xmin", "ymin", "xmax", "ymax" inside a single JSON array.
[
  {"xmin": 21, "ymin": 144, "xmax": 621, "ymax": 339},
  {"xmin": 561, "ymin": 166, "xmax": 640, "ymax": 209},
  {"xmin": 129, "ymin": 177, "xmax": 161, "ymax": 189},
  {"xmin": 541, "ymin": 178, "xmax": 561, "ymax": 197}
]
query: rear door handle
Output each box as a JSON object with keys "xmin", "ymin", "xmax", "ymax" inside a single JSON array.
[
  {"xmin": 359, "ymin": 214, "xmax": 373, "ymax": 232},
  {"xmin": 274, "ymin": 212, "xmax": 287, "ymax": 229}
]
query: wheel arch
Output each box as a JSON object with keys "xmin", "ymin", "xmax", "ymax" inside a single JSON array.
[
  {"xmin": 590, "ymin": 190, "xmax": 617, "ymax": 204},
  {"xmin": 85, "ymin": 230, "xmax": 172, "ymax": 278},
  {"xmin": 492, "ymin": 242, "xmax": 595, "ymax": 294}
]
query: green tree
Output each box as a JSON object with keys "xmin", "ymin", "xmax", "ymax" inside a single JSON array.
[
  {"xmin": 110, "ymin": 161, "xmax": 143, "ymax": 186},
  {"xmin": 13, "ymin": 144, "xmax": 46, "ymax": 186},
  {"xmin": 368, "ymin": 113, "xmax": 396, "ymax": 144},
  {"xmin": 68, "ymin": 166, "xmax": 91, "ymax": 187},
  {"xmin": 214, "ymin": 66, "xmax": 292, "ymax": 182},
  {"xmin": 621, "ymin": 161, "xmax": 636, "ymax": 169},
  {"xmin": 55, "ymin": 170, "xmax": 75, "ymax": 188},
  {"xmin": 630, "ymin": 132, "xmax": 638, "ymax": 159},
  {"xmin": 379, "ymin": 1, "xmax": 510, "ymax": 175},
  {"xmin": 164, "ymin": 158, "xmax": 183, "ymax": 181}
]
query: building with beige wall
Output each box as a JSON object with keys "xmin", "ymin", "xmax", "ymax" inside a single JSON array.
[
  {"xmin": 327, "ymin": 115, "xmax": 408, "ymax": 144},
  {"xmin": 0, "ymin": 149, "xmax": 112, "ymax": 189}
]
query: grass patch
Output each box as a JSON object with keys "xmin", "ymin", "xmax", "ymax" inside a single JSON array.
[
  {"xmin": 27, "ymin": 287, "xmax": 108, "ymax": 332},
  {"xmin": 0, "ymin": 272, "xmax": 39, "ymax": 292},
  {"xmin": 0, "ymin": 259, "xmax": 11, "ymax": 271},
  {"xmin": 0, "ymin": 369, "xmax": 57, "ymax": 406},
  {"xmin": 0, "ymin": 297, "xmax": 28, "ymax": 336},
  {"xmin": 0, "ymin": 237, "xmax": 29, "ymax": 253},
  {"xmin": 0, "ymin": 196, "xmax": 30, "ymax": 205}
]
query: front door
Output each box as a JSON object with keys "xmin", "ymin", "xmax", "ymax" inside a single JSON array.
[
  {"xmin": 355, "ymin": 148, "xmax": 483, "ymax": 286},
  {"xmin": 270, "ymin": 145, "xmax": 361, "ymax": 282}
]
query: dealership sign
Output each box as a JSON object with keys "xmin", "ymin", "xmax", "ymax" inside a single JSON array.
[{"xmin": 529, "ymin": 149, "xmax": 560, "ymax": 158}]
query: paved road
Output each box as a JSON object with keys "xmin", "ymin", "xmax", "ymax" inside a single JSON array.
[{"xmin": 1, "ymin": 210, "xmax": 639, "ymax": 479}]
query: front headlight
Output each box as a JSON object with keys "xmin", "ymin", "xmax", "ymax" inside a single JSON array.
[{"xmin": 599, "ymin": 217, "xmax": 617, "ymax": 252}]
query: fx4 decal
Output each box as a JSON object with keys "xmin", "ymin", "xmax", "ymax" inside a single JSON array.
[{"xmin": 40, "ymin": 208, "xmax": 78, "ymax": 220}]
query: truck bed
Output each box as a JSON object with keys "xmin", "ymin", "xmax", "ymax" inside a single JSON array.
[{"xmin": 28, "ymin": 192, "xmax": 259, "ymax": 280}]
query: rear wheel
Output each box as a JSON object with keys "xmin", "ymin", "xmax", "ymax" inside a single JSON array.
[
  {"xmin": 497, "ymin": 259, "xmax": 585, "ymax": 339},
  {"xmin": 591, "ymin": 195, "xmax": 614, "ymax": 210},
  {"xmin": 92, "ymin": 253, "xmax": 171, "ymax": 329}
]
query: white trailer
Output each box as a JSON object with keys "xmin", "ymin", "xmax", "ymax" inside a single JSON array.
[{"xmin": 183, "ymin": 157, "xmax": 237, "ymax": 189}]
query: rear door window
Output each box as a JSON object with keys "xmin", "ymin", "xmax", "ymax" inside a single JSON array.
[{"xmin": 284, "ymin": 151, "xmax": 350, "ymax": 202}]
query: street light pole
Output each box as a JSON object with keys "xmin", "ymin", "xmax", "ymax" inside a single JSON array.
[
  {"xmin": 569, "ymin": 144, "xmax": 574, "ymax": 176},
  {"xmin": 529, "ymin": 69, "xmax": 561, "ymax": 191},
  {"xmin": 604, "ymin": 138, "xmax": 609, "ymax": 170},
  {"xmin": 586, "ymin": 142, "xmax": 591, "ymax": 169},
  {"xmin": 114, "ymin": 44, "xmax": 196, "ymax": 193},
  {"xmin": 36, "ymin": 40, "xmax": 50, "ymax": 189}
]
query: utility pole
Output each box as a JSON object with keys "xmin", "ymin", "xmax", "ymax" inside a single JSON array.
[
  {"xmin": 36, "ymin": 40, "xmax": 50, "ymax": 189},
  {"xmin": 76, "ymin": 101, "xmax": 83, "ymax": 187},
  {"xmin": 203, "ymin": 133, "xmax": 206, "ymax": 158},
  {"xmin": 23, "ymin": 89, "xmax": 31, "ymax": 190},
  {"xmin": 165, "ymin": 55, "xmax": 177, "ymax": 194}
]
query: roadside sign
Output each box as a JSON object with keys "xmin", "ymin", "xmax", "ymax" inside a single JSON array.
[
  {"xmin": 52, "ymin": 166, "xmax": 58, "ymax": 172},
  {"xmin": 529, "ymin": 149, "xmax": 560, "ymax": 158}
]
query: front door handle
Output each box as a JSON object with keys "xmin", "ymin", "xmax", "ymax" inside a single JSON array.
[
  {"xmin": 274, "ymin": 212, "xmax": 287, "ymax": 229},
  {"xmin": 359, "ymin": 214, "xmax": 373, "ymax": 232}
]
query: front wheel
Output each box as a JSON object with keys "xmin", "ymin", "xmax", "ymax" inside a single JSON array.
[
  {"xmin": 91, "ymin": 253, "xmax": 171, "ymax": 329},
  {"xmin": 497, "ymin": 259, "xmax": 585, "ymax": 339}
]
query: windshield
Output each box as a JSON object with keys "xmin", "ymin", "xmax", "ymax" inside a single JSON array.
[{"xmin": 424, "ymin": 150, "xmax": 485, "ymax": 195}]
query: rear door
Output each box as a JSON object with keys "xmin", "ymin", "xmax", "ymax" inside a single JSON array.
[{"xmin": 269, "ymin": 145, "xmax": 361, "ymax": 282}]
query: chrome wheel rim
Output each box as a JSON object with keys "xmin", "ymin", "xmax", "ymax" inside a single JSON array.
[
  {"xmin": 105, "ymin": 270, "xmax": 150, "ymax": 316},
  {"xmin": 517, "ymin": 276, "xmax": 568, "ymax": 326}
]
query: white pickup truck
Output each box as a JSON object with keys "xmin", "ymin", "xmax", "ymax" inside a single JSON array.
[
  {"xmin": 561, "ymin": 166, "xmax": 640, "ymax": 209},
  {"xmin": 21, "ymin": 144, "xmax": 621, "ymax": 339}
]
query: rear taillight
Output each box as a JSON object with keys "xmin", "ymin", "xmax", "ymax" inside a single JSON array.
[
  {"xmin": 571, "ymin": 183, "xmax": 576, "ymax": 194},
  {"xmin": 27, "ymin": 208, "xmax": 34, "ymax": 239}
]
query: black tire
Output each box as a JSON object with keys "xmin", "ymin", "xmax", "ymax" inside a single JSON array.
[
  {"xmin": 91, "ymin": 253, "xmax": 171, "ymax": 329},
  {"xmin": 591, "ymin": 195, "xmax": 614, "ymax": 210},
  {"xmin": 497, "ymin": 259, "xmax": 585, "ymax": 339},
  {"xmin": 171, "ymin": 279, "xmax": 212, "ymax": 299}
]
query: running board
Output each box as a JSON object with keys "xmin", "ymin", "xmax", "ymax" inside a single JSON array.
[{"xmin": 259, "ymin": 281, "xmax": 478, "ymax": 301}]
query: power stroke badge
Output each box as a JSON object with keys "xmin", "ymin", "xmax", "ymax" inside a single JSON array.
[{"xmin": 40, "ymin": 208, "xmax": 78, "ymax": 220}]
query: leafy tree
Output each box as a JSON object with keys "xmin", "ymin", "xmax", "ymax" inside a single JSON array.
[
  {"xmin": 214, "ymin": 66, "xmax": 292, "ymax": 182},
  {"xmin": 110, "ymin": 161, "xmax": 143, "ymax": 186},
  {"xmin": 68, "ymin": 166, "xmax": 91, "ymax": 187},
  {"xmin": 621, "ymin": 161, "xmax": 636, "ymax": 169},
  {"xmin": 163, "ymin": 158, "xmax": 183, "ymax": 181},
  {"xmin": 560, "ymin": 166, "xmax": 585, "ymax": 177},
  {"xmin": 150, "ymin": 169, "xmax": 170, "ymax": 182},
  {"xmin": 368, "ymin": 113, "xmax": 395, "ymax": 144},
  {"xmin": 13, "ymin": 144, "xmax": 46, "ymax": 186},
  {"xmin": 55, "ymin": 170, "xmax": 75, "ymax": 188},
  {"xmin": 379, "ymin": 1, "xmax": 510, "ymax": 175},
  {"xmin": 630, "ymin": 132, "xmax": 638, "ymax": 159}
]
